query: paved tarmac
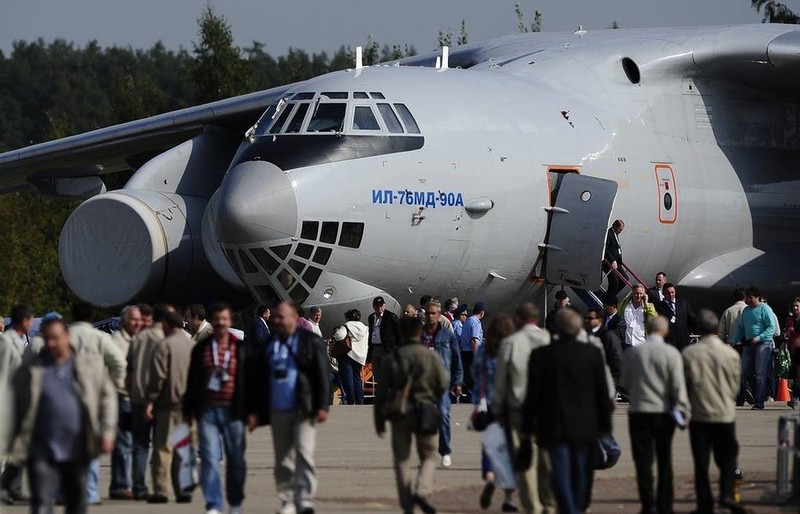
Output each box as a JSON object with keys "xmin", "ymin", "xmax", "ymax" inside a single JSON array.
[{"xmin": 3, "ymin": 403, "xmax": 798, "ymax": 513}]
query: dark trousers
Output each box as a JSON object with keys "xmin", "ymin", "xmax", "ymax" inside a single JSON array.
[
  {"xmin": 629, "ymin": 413, "xmax": 676, "ymax": 514},
  {"xmin": 461, "ymin": 351, "xmax": 474, "ymax": 400},
  {"xmin": 339, "ymin": 356, "xmax": 364, "ymax": 405},
  {"xmin": 131, "ymin": 402, "xmax": 153, "ymax": 497},
  {"xmin": 28, "ymin": 455, "xmax": 89, "ymax": 514},
  {"xmin": 110, "ymin": 397, "xmax": 133, "ymax": 493},
  {"xmin": 689, "ymin": 422, "xmax": 738, "ymax": 513},
  {"xmin": 605, "ymin": 267, "xmax": 629, "ymax": 298},
  {"xmin": 547, "ymin": 442, "xmax": 592, "ymax": 514}
]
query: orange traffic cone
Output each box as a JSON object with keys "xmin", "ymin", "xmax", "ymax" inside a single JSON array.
[{"xmin": 776, "ymin": 378, "xmax": 791, "ymax": 402}]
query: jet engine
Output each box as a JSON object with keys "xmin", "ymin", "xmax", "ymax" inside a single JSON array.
[{"xmin": 58, "ymin": 128, "xmax": 249, "ymax": 308}]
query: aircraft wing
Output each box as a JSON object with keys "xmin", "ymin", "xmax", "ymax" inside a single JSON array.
[{"xmin": 0, "ymin": 85, "xmax": 293, "ymax": 194}]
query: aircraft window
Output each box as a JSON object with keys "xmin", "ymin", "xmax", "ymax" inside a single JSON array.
[
  {"xmin": 277, "ymin": 268, "xmax": 296, "ymax": 290},
  {"xmin": 270, "ymin": 244, "xmax": 292, "ymax": 260},
  {"xmin": 339, "ymin": 222, "xmax": 365, "ymax": 248},
  {"xmin": 250, "ymin": 248, "xmax": 279, "ymax": 275},
  {"xmin": 321, "ymin": 91, "xmax": 348, "ymax": 99},
  {"xmin": 253, "ymin": 103, "xmax": 278, "ymax": 136},
  {"xmin": 292, "ymin": 92, "xmax": 315, "ymax": 100},
  {"xmin": 285, "ymin": 103, "xmax": 310, "ymax": 133},
  {"xmin": 394, "ymin": 104, "xmax": 420, "ymax": 134},
  {"xmin": 370, "ymin": 92, "xmax": 386, "ymax": 99},
  {"xmin": 377, "ymin": 104, "xmax": 404, "ymax": 134},
  {"xmin": 288, "ymin": 259, "xmax": 306, "ymax": 274},
  {"xmin": 290, "ymin": 283, "xmax": 310, "ymax": 304},
  {"xmin": 354, "ymin": 92, "xmax": 369, "ymax": 99},
  {"xmin": 238, "ymin": 250, "xmax": 258, "ymax": 274},
  {"xmin": 254, "ymin": 285, "xmax": 280, "ymax": 305},
  {"xmin": 307, "ymin": 103, "xmax": 346, "ymax": 132},
  {"xmin": 320, "ymin": 221, "xmax": 339, "ymax": 243},
  {"xmin": 295, "ymin": 243, "xmax": 314, "ymax": 259},
  {"xmin": 312, "ymin": 247, "xmax": 332, "ymax": 265},
  {"xmin": 352, "ymin": 106, "xmax": 381, "ymax": 131},
  {"xmin": 301, "ymin": 221, "xmax": 319, "ymax": 240},
  {"xmin": 303, "ymin": 266, "xmax": 323, "ymax": 288},
  {"xmin": 224, "ymin": 249, "xmax": 239, "ymax": 274},
  {"xmin": 269, "ymin": 104, "xmax": 294, "ymax": 134}
]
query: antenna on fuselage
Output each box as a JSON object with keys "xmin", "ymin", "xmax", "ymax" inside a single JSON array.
[
  {"xmin": 355, "ymin": 46, "xmax": 363, "ymax": 70},
  {"xmin": 441, "ymin": 45, "xmax": 449, "ymax": 70}
]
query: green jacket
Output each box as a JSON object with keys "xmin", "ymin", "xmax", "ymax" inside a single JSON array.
[
  {"xmin": 374, "ymin": 339, "xmax": 448, "ymax": 433},
  {"xmin": 8, "ymin": 349, "xmax": 117, "ymax": 465}
]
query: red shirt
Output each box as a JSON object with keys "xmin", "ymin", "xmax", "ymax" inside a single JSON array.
[{"xmin": 202, "ymin": 336, "xmax": 238, "ymax": 405}]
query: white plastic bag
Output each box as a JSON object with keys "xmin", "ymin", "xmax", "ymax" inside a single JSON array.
[
  {"xmin": 481, "ymin": 422, "xmax": 517, "ymax": 490},
  {"xmin": 169, "ymin": 422, "xmax": 198, "ymax": 493}
]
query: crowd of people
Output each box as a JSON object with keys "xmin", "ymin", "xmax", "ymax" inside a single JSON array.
[{"xmin": 0, "ymin": 277, "xmax": 798, "ymax": 514}]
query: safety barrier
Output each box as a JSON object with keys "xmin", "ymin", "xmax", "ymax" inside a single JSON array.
[{"xmin": 777, "ymin": 413, "xmax": 800, "ymax": 502}]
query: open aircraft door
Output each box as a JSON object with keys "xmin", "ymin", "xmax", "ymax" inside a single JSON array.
[{"xmin": 537, "ymin": 173, "xmax": 618, "ymax": 290}]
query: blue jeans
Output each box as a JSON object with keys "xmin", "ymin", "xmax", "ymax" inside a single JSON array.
[
  {"xmin": 742, "ymin": 343, "xmax": 773, "ymax": 408},
  {"xmin": 438, "ymin": 392, "xmax": 452, "ymax": 456},
  {"xmin": 131, "ymin": 403, "xmax": 153, "ymax": 497},
  {"xmin": 110, "ymin": 397, "xmax": 133, "ymax": 493},
  {"xmin": 339, "ymin": 357, "xmax": 364, "ymax": 405},
  {"xmin": 547, "ymin": 442, "xmax": 592, "ymax": 514},
  {"xmin": 198, "ymin": 406, "xmax": 246, "ymax": 510}
]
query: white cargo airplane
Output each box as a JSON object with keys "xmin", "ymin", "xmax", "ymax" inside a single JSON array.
[{"xmin": 1, "ymin": 25, "xmax": 799, "ymax": 321}]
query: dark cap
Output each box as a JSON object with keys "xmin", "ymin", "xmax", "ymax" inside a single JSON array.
[
  {"xmin": 473, "ymin": 302, "xmax": 486, "ymax": 314},
  {"xmin": 554, "ymin": 290, "xmax": 568, "ymax": 301},
  {"xmin": 454, "ymin": 304, "xmax": 469, "ymax": 317},
  {"xmin": 373, "ymin": 296, "xmax": 386, "ymax": 306}
]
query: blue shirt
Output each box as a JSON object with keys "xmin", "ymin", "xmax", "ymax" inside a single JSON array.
[
  {"xmin": 269, "ymin": 334, "xmax": 299, "ymax": 411},
  {"xmin": 460, "ymin": 315, "xmax": 483, "ymax": 352},
  {"xmin": 732, "ymin": 303, "xmax": 776, "ymax": 345},
  {"xmin": 453, "ymin": 319, "xmax": 463, "ymax": 339}
]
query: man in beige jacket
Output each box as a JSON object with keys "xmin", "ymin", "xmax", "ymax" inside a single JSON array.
[
  {"xmin": 683, "ymin": 310, "xmax": 745, "ymax": 514},
  {"xmin": 145, "ymin": 310, "xmax": 196, "ymax": 503},
  {"xmin": 8, "ymin": 318, "xmax": 116, "ymax": 513},
  {"xmin": 494, "ymin": 303, "xmax": 556, "ymax": 514},
  {"xmin": 128, "ymin": 303, "xmax": 175, "ymax": 500}
]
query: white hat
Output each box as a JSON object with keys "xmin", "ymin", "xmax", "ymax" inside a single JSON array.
[{"xmin": 332, "ymin": 326, "xmax": 348, "ymax": 342}]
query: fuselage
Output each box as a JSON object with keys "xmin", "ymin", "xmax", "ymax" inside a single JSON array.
[{"xmin": 202, "ymin": 26, "xmax": 800, "ymax": 319}]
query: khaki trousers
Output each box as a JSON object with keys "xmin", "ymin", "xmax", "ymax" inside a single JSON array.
[
  {"xmin": 271, "ymin": 410, "xmax": 318, "ymax": 510},
  {"xmin": 390, "ymin": 416, "xmax": 438, "ymax": 512},
  {"xmin": 509, "ymin": 410, "xmax": 557, "ymax": 514},
  {"xmin": 151, "ymin": 407, "xmax": 186, "ymax": 498}
]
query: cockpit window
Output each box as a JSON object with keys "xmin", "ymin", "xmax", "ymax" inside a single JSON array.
[
  {"xmin": 285, "ymin": 103, "xmax": 310, "ymax": 133},
  {"xmin": 292, "ymin": 92, "xmax": 315, "ymax": 100},
  {"xmin": 394, "ymin": 103, "xmax": 420, "ymax": 134},
  {"xmin": 353, "ymin": 92, "xmax": 369, "ymax": 99},
  {"xmin": 269, "ymin": 103, "xmax": 294, "ymax": 134},
  {"xmin": 352, "ymin": 106, "xmax": 381, "ymax": 131},
  {"xmin": 377, "ymin": 104, "xmax": 404, "ymax": 134},
  {"xmin": 321, "ymin": 92, "xmax": 348, "ymax": 100},
  {"xmin": 370, "ymin": 92, "xmax": 386, "ymax": 99},
  {"xmin": 307, "ymin": 103, "xmax": 346, "ymax": 132}
]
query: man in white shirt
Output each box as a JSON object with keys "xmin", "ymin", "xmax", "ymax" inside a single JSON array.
[
  {"xmin": 307, "ymin": 306, "xmax": 323, "ymax": 337},
  {"xmin": 621, "ymin": 285, "xmax": 657, "ymax": 350}
]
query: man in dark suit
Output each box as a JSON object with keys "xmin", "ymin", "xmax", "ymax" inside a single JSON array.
[
  {"xmin": 523, "ymin": 309, "xmax": 612, "ymax": 513},
  {"xmin": 647, "ymin": 272, "xmax": 668, "ymax": 304},
  {"xmin": 584, "ymin": 308, "xmax": 623, "ymax": 386},
  {"xmin": 367, "ymin": 296, "xmax": 402, "ymax": 382},
  {"xmin": 603, "ymin": 219, "xmax": 628, "ymax": 297},
  {"xmin": 248, "ymin": 305, "xmax": 271, "ymax": 348},
  {"xmin": 656, "ymin": 283, "xmax": 698, "ymax": 351}
]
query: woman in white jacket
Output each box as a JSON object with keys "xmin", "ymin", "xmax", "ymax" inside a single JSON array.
[{"xmin": 339, "ymin": 309, "xmax": 369, "ymax": 405}]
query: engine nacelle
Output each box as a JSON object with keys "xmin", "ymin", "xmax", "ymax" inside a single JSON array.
[{"xmin": 59, "ymin": 189, "xmax": 243, "ymax": 307}]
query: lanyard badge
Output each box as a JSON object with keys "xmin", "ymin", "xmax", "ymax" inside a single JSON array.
[{"xmin": 208, "ymin": 339, "xmax": 232, "ymax": 392}]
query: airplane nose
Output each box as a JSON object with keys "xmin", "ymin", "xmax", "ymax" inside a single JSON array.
[{"xmin": 215, "ymin": 161, "xmax": 298, "ymax": 245}]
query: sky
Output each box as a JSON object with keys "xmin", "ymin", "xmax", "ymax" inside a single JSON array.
[{"xmin": 1, "ymin": 0, "xmax": 798, "ymax": 56}]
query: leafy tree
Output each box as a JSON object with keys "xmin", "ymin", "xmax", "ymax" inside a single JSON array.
[
  {"xmin": 516, "ymin": 3, "xmax": 543, "ymax": 33},
  {"xmin": 189, "ymin": 5, "xmax": 253, "ymax": 103},
  {"xmin": 609, "ymin": 20, "xmax": 621, "ymax": 29},
  {"xmin": 752, "ymin": 0, "xmax": 800, "ymax": 23},
  {"xmin": 437, "ymin": 19, "xmax": 469, "ymax": 48}
]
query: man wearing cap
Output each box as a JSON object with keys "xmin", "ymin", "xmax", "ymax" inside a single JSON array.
[
  {"xmin": 545, "ymin": 291, "xmax": 570, "ymax": 334},
  {"xmin": 367, "ymin": 297, "xmax": 402, "ymax": 383},
  {"xmin": 452, "ymin": 305, "xmax": 468, "ymax": 340},
  {"xmin": 460, "ymin": 303, "xmax": 486, "ymax": 403}
]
